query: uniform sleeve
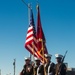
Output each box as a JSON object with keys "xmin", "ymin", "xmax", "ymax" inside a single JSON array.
[
  {"xmin": 19, "ymin": 65, "xmax": 26, "ymax": 75},
  {"xmin": 50, "ymin": 63, "xmax": 55, "ymax": 75},
  {"xmin": 38, "ymin": 65, "xmax": 44, "ymax": 75},
  {"xmin": 61, "ymin": 63, "xmax": 67, "ymax": 75}
]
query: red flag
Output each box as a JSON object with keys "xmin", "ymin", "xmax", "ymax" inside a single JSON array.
[{"xmin": 36, "ymin": 5, "xmax": 48, "ymax": 62}]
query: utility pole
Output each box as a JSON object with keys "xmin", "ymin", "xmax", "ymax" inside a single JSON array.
[
  {"xmin": 13, "ymin": 59, "xmax": 16, "ymax": 75},
  {"xmin": 0, "ymin": 69, "xmax": 1, "ymax": 75}
]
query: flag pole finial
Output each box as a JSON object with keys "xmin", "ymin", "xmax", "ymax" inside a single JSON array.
[
  {"xmin": 35, "ymin": 0, "xmax": 39, "ymax": 9},
  {"xmin": 36, "ymin": 4, "xmax": 39, "ymax": 9}
]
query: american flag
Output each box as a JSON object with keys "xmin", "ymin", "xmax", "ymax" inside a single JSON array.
[{"xmin": 25, "ymin": 9, "xmax": 38, "ymax": 57}]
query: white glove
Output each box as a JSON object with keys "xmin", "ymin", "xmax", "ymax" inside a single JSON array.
[{"xmin": 49, "ymin": 72, "xmax": 53, "ymax": 75}]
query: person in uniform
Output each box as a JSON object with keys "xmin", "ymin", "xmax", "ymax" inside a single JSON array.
[
  {"xmin": 44, "ymin": 54, "xmax": 55, "ymax": 75},
  {"xmin": 34, "ymin": 57, "xmax": 44, "ymax": 75},
  {"xmin": 55, "ymin": 54, "xmax": 67, "ymax": 75},
  {"xmin": 20, "ymin": 57, "xmax": 33, "ymax": 75},
  {"xmin": 31, "ymin": 61, "xmax": 35, "ymax": 67}
]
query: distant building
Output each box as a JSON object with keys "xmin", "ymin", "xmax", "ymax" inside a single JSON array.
[
  {"xmin": 67, "ymin": 68, "xmax": 75, "ymax": 75},
  {"xmin": 63, "ymin": 62, "xmax": 75, "ymax": 75}
]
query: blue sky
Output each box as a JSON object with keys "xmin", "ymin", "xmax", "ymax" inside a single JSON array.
[{"xmin": 0, "ymin": 0, "xmax": 75, "ymax": 75}]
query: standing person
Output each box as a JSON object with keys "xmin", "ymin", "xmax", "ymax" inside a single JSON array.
[
  {"xmin": 31, "ymin": 61, "xmax": 35, "ymax": 67},
  {"xmin": 55, "ymin": 54, "xmax": 67, "ymax": 75},
  {"xmin": 34, "ymin": 57, "xmax": 44, "ymax": 75},
  {"xmin": 20, "ymin": 57, "xmax": 33, "ymax": 75},
  {"xmin": 44, "ymin": 54, "xmax": 55, "ymax": 75}
]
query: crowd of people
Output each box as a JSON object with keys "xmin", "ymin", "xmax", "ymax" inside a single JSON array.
[{"xmin": 20, "ymin": 54, "xmax": 67, "ymax": 75}]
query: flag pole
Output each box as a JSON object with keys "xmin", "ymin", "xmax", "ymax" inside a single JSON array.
[
  {"xmin": 42, "ymin": 40, "xmax": 47, "ymax": 75},
  {"xmin": 13, "ymin": 59, "xmax": 16, "ymax": 75},
  {"xmin": 21, "ymin": 0, "xmax": 32, "ymax": 60},
  {"xmin": 0, "ymin": 69, "xmax": 1, "ymax": 75},
  {"xmin": 28, "ymin": 4, "xmax": 33, "ymax": 61},
  {"xmin": 28, "ymin": 4, "xmax": 35, "ymax": 62},
  {"xmin": 36, "ymin": 4, "xmax": 46, "ymax": 75}
]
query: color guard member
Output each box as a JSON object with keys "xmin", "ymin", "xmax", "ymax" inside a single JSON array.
[
  {"xmin": 44, "ymin": 54, "xmax": 55, "ymax": 75},
  {"xmin": 20, "ymin": 57, "xmax": 33, "ymax": 75},
  {"xmin": 55, "ymin": 54, "xmax": 67, "ymax": 75}
]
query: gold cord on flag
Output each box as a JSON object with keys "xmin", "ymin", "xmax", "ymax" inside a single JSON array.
[{"xmin": 41, "ymin": 40, "xmax": 47, "ymax": 75}]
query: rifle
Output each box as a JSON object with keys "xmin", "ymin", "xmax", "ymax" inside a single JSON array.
[
  {"xmin": 61, "ymin": 50, "xmax": 68, "ymax": 63},
  {"xmin": 58, "ymin": 50, "xmax": 68, "ymax": 75}
]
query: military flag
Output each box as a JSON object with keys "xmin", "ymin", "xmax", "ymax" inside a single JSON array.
[{"xmin": 36, "ymin": 5, "xmax": 48, "ymax": 62}]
